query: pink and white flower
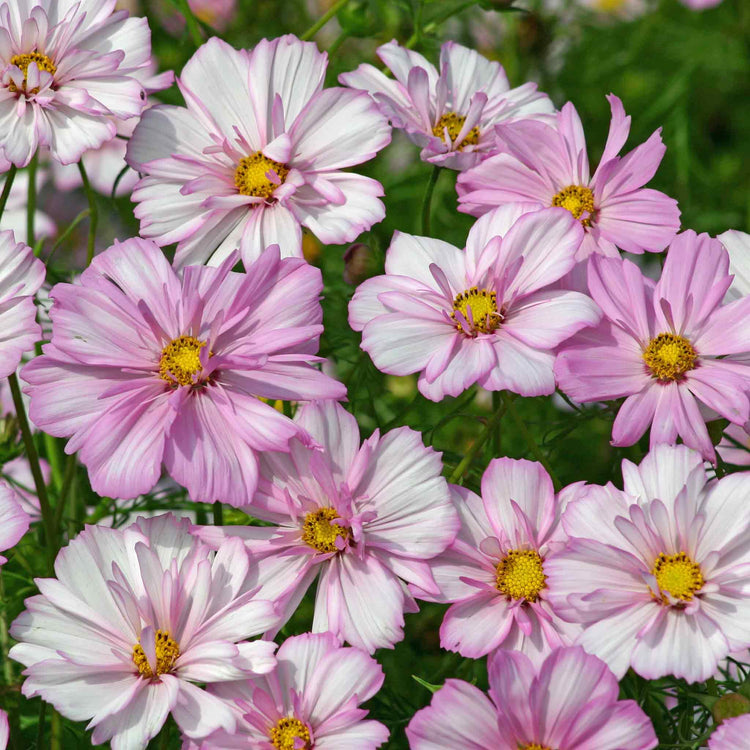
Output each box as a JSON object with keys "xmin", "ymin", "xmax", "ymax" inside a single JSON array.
[
  {"xmin": 126, "ymin": 35, "xmax": 391, "ymax": 268},
  {"xmin": 10, "ymin": 514, "xmax": 279, "ymax": 749},
  {"xmin": 22, "ymin": 238, "xmax": 345, "ymax": 504},
  {"xmin": 456, "ymin": 95, "xmax": 680, "ymax": 259},
  {"xmin": 406, "ymin": 646, "xmax": 657, "ymax": 749},
  {"xmin": 196, "ymin": 399, "xmax": 459, "ymax": 653},
  {"xmin": 190, "ymin": 632, "xmax": 389, "ymax": 749},
  {"xmin": 0, "ymin": 0, "xmax": 154, "ymax": 166},
  {"xmin": 349, "ymin": 206, "xmax": 601, "ymax": 401},
  {"xmin": 545, "ymin": 444, "xmax": 750, "ymax": 682},
  {"xmin": 708, "ymin": 714, "xmax": 750, "ymax": 749},
  {"xmin": 339, "ymin": 40, "xmax": 554, "ymax": 171},
  {"xmin": 0, "ymin": 479, "xmax": 30, "ymax": 565},
  {"xmin": 555, "ymin": 231, "xmax": 750, "ymax": 461}
]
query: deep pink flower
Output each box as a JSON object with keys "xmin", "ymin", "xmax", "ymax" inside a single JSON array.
[
  {"xmin": 456, "ymin": 95, "xmax": 680, "ymax": 259},
  {"xmin": 708, "ymin": 714, "xmax": 750, "ymax": 749},
  {"xmin": 10, "ymin": 514, "xmax": 279, "ymax": 749},
  {"xmin": 545, "ymin": 445, "xmax": 750, "ymax": 682},
  {"xmin": 196, "ymin": 400, "xmax": 459, "ymax": 653},
  {"xmin": 22, "ymin": 239, "xmax": 345, "ymax": 504},
  {"xmin": 0, "ymin": 0, "xmax": 154, "ymax": 166},
  {"xmin": 0, "ymin": 480, "xmax": 30, "ymax": 565},
  {"xmin": 406, "ymin": 646, "xmax": 657, "ymax": 749},
  {"xmin": 349, "ymin": 206, "xmax": 600, "ymax": 401},
  {"xmin": 555, "ymin": 231, "xmax": 750, "ymax": 461},
  {"xmin": 340, "ymin": 40, "xmax": 553, "ymax": 171},
  {"xmin": 126, "ymin": 35, "xmax": 391, "ymax": 268}
]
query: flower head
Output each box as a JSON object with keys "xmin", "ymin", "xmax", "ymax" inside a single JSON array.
[
  {"xmin": 126, "ymin": 35, "xmax": 391, "ymax": 268},
  {"xmin": 457, "ymin": 94, "xmax": 680, "ymax": 259},
  {"xmin": 349, "ymin": 206, "xmax": 600, "ymax": 400},
  {"xmin": 340, "ymin": 40, "xmax": 554, "ymax": 171},
  {"xmin": 709, "ymin": 714, "xmax": 750, "ymax": 749},
  {"xmin": 22, "ymin": 238, "xmax": 344, "ymax": 504},
  {"xmin": 0, "ymin": 480, "xmax": 30, "ymax": 565}
]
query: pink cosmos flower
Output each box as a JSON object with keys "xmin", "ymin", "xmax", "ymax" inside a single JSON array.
[
  {"xmin": 10, "ymin": 514, "xmax": 279, "ymax": 749},
  {"xmin": 339, "ymin": 40, "xmax": 554, "ymax": 171},
  {"xmin": 456, "ymin": 95, "xmax": 680, "ymax": 259},
  {"xmin": 348, "ymin": 205, "xmax": 600, "ymax": 401},
  {"xmin": 2, "ymin": 455, "xmax": 51, "ymax": 521},
  {"xmin": 0, "ymin": 709, "xmax": 6, "ymax": 750},
  {"xmin": 414, "ymin": 458, "xmax": 580, "ymax": 665},
  {"xmin": 555, "ymin": 231, "xmax": 750, "ymax": 462},
  {"xmin": 22, "ymin": 238, "xmax": 345, "ymax": 504},
  {"xmin": 708, "ymin": 714, "xmax": 750, "ymax": 749},
  {"xmin": 189, "ymin": 632, "xmax": 389, "ymax": 749},
  {"xmin": 680, "ymin": 0, "xmax": 722, "ymax": 8},
  {"xmin": 0, "ymin": 0, "xmax": 154, "ymax": 166},
  {"xmin": 719, "ymin": 230, "xmax": 750, "ymax": 301},
  {"xmin": 406, "ymin": 646, "xmax": 657, "ymax": 749},
  {"xmin": 545, "ymin": 444, "xmax": 750, "ymax": 682},
  {"xmin": 0, "ymin": 479, "xmax": 30, "ymax": 565},
  {"xmin": 0, "ymin": 230, "xmax": 45, "ymax": 378},
  {"xmin": 196, "ymin": 400, "xmax": 459, "ymax": 653},
  {"xmin": 126, "ymin": 35, "xmax": 391, "ymax": 268}
]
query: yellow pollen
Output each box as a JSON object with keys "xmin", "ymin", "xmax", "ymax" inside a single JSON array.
[
  {"xmin": 496, "ymin": 550, "xmax": 547, "ymax": 602},
  {"xmin": 132, "ymin": 630, "xmax": 180, "ymax": 679},
  {"xmin": 652, "ymin": 552, "xmax": 704, "ymax": 601},
  {"xmin": 159, "ymin": 335, "xmax": 207, "ymax": 387},
  {"xmin": 432, "ymin": 112, "xmax": 480, "ymax": 150},
  {"xmin": 8, "ymin": 52, "xmax": 56, "ymax": 94},
  {"xmin": 551, "ymin": 185, "xmax": 595, "ymax": 226},
  {"xmin": 594, "ymin": 0, "xmax": 628, "ymax": 9},
  {"xmin": 270, "ymin": 717, "xmax": 311, "ymax": 750},
  {"xmin": 643, "ymin": 333, "xmax": 697, "ymax": 381},
  {"xmin": 302, "ymin": 507, "xmax": 349, "ymax": 554},
  {"xmin": 235, "ymin": 152, "xmax": 290, "ymax": 200},
  {"xmin": 451, "ymin": 287, "xmax": 502, "ymax": 335},
  {"xmin": 520, "ymin": 745, "xmax": 553, "ymax": 750}
]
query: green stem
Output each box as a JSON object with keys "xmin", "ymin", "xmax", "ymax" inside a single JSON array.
[
  {"xmin": 45, "ymin": 209, "xmax": 90, "ymax": 264},
  {"xmin": 300, "ymin": 0, "xmax": 351, "ymax": 41},
  {"xmin": 77, "ymin": 162, "xmax": 99, "ymax": 266},
  {"xmin": 175, "ymin": 0, "xmax": 203, "ymax": 46},
  {"xmin": 420, "ymin": 165, "xmax": 441, "ymax": 236},
  {"xmin": 26, "ymin": 152, "xmax": 38, "ymax": 248},
  {"xmin": 0, "ymin": 164, "xmax": 17, "ymax": 222},
  {"xmin": 501, "ymin": 391, "xmax": 561, "ymax": 490},
  {"xmin": 213, "ymin": 501, "xmax": 223, "ymax": 526},
  {"xmin": 54, "ymin": 453, "xmax": 77, "ymax": 529},
  {"xmin": 43, "ymin": 432, "xmax": 63, "ymax": 493},
  {"xmin": 35, "ymin": 701, "xmax": 46, "ymax": 750},
  {"xmin": 448, "ymin": 400, "xmax": 506, "ymax": 484},
  {"xmin": 50, "ymin": 708, "xmax": 62, "ymax": 750},
  {"xmin": 491, "ymin": 391, "xmax": 502, "ymax": 457}
]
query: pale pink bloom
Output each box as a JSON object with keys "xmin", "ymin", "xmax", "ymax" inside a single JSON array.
[
  {"xmin": 0, "ymin": 164, "xmax": 55, "ymax": 241},
  {"xmin": 196, "ymin": 400, "xmax": 459, "ymax": 653},
  {"xmin": 555, "ymin": 231, "xmax": 750, "ymax": 462},
  {"xmin": 680, "ymin": 0, "xmax": 722, "ymax": 8},
  {"xmin": 0, "ymin": 0, "xmax": 153, "ymax": 166},
  {"xmin": 349, "ymin": 206, "xmax": 600, "ymax": 401},
  {"xmin": 0, "ymin": 230, "xmax": 45, "ymax": 378},
  {"xmin": 339, "ymin": 40, "xmax": 554, "ymax": 171},
  {"xmin": 545, "ymin": 444, "xmax": 750, "ymax": 682},
  {"xmin": 126, "ymin": 35, "xmax": 391, "ymax": 268},
  {"xmin": 718, "ymin": 230, "xmax": 750, "ymax": 301},
  {"xmin": 0, "ymin": 479, "xmax": 30, "ymax": 565},
  {"xmin": 406, "ymin": 646, "xmax": 657, "ymax": 749},
  {"xmin": 414, "ymin": 458, "xmax": 581, "ymax": 665},
  {"xmin": 717, "ymin": 423, "xmax": 750, "ymax": 467},
  {"xmin": 190, "ymin": 632, "xmax": 388, "ymax": 749},
  {"xmin": 10, "ymin": 514, "xmax": 278, "ymax": 750},
  {"xmin": 22, "ymin": 239, "xmax": 344, "ymax": 504},
  {"xmin": 709, "ymin": 714, "xmax": 750, "ymax": 749},
  {"xmin": 457, "ymin": 95, "xmax": 680, "ymax": 260},
  {"xmin": 0, "ymin": 710, "xmax": 6, "ymax": 750},
  {"xmin": 2, "ymin": 455, "xmax": 51, "ymax": 520}
]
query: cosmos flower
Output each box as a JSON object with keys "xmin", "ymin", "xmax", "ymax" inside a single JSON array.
[
  {"xmin": 406, "ymin": 646, "xmax": 657, "ymax": 749},
  {"xmin": 349, "ymin": 205, "xmax": 600, "ymax": 401},
  {"xmin": 10, "ymin": 514, "xmax": 279, "ymax": 749},
  {"xmin": 456, "ymin": 94, "xmax": 680, "ymax": 259},
  {"xmin": 189, "ymin": 632, "xmax": 389, "ymax": 749},
  {"xmin": 718, "ymin": 230, "xmax": 750, "ymax": 301},
  {"xmin": 555, "ymin": 231, "xmax": 750, "ymax": 461},
  {"xmin": 0, "ymin": 710, "xmax": 7, "ymax": 750},
  {"xmin": 195, "ymin": 399, "xmax": 459, "ymax": 653},
  {"xmin": 339, "ymin": 40, "xmax": 554, "ymax": 171},
  {"xmin": 0, "ymin": 479, "xmax": 30, "ymax": 565},
  {"xmin": 0, "ymin": 0, "xmax": 154, "ymax": 166},
  {"xmin": 708, "ymin": 714, "xmax": 750, "ymax": 749},
  {"xmin": 22, "ymin": 238, "xmax": 345, "ymax": 504},
  {"xmin": 545, "ymin": 445, "xmax": 750, "ymax": 682},
  {"xmin": 126, "ymin": 35, "xmax": 391, "ymax": 268}
]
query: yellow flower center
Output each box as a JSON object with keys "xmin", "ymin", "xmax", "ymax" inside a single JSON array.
[
  {"xmin": 235, "ymin": 152, "xmax": 290, "ymax": 200},
  {"xmin": 551, "ymin": 185, "xmax": 595, "ymax": 226},
  {"xmin": 594, "ymin": 0, "xmax": 629, "ymax": 10},
  {"xmin": 132, "ymin": 630, "xmax": 180, "ymax": 678},
  {"xmin": 521, "ymin": 745, "xmax": 553, "ymax": 750},
  {"xmin": 301, "ymin": 507, "xmax": 350, "ymax": 553},
  {"xmin": 652, "ymin": 552, "xmax": 704, "ymax": 601},
  {"xmin": 270, "ymin": 717, "xmax": 311, "ymax": 750},
  {"xmin": 451, "ymin": 287, "xmax": 502, "ymax": 335},
  {"xmin": 159, "ymin": 335, "xmax": 207, "ymax": 387},
  {"xmin": 8, "ymin": 52, "xmax": 56, "ymax": 94},
  {"xmin": 642, "ymin": 333, "xmax": 697, "ymax": 381},
  {"xmin": 432, "ymin": 112, "xmax": 480, "ymax": 149},
  {"xmin": 495, "ymin": 550, "xmax": 547, "ymax": 602}
]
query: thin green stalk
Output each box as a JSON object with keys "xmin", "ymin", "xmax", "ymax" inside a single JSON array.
[
  {"xmin": 50, "ymin": 707, "xmax": 62, "ymax": 750},
  {"xmin": 45, "ymin": 208, "xmax": 90, "ymax": 263},
  {"xmin": 213, "ymin": 501, "xmax": 223, "ymax": 526},
  {"xmin": 0, "ymin": 164, "xmax": 17, "ymax": 222},
  {"xmin": 501, "ymin": 391, "xmax": 561, "ymax": 490},
  {"xmin": 448, "ymin": 400, "xmax": 507, "ymax": 484},
  {"xmin": 175, "ymin": 0, "xmax": 203, "ymax": 46},
  {"xmin": 43, "ymin": 433, "xmax": 63, "ymax": 493},
  {"xmin": 300, "ymin": 0, "xmax": 351, "ymax": 41},
  {"xmin": 77, "ymin": 162, "xmax": 99, "ymax": 266},
  {"xmin": 35, "ymin": 700, "xmax": 46, "ymax": 750},
  {"xmin": 420, "ymin": 165, "xmax": 441, "ymax": 236},
  {"xmin": 327, "ymin": 30, "xmax": 349, "ymax": 56},
  {"xmin": 54, "ymin": 453, "xmax": 77, "ymax": 529},
  {"xmin": 26, "ymin": 152, "xmax": 38, "ymax": 248},
  {"xmin": 491, "ymin": 391, "xmax": 502, "ymax": 457}
]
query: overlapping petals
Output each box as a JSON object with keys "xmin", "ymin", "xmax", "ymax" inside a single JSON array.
[{"xmin": 0, "ymin": 479, "xmax": 30, "ymax": 565}]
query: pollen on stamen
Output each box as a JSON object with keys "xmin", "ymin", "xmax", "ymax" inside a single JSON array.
[
  {"xmin": 495, "ymin": 549, "xmax": 547, "ymax": 602},
  {"xmin": 270, "ymin": 717, "xmax": 312, "ymax": 750},
  {"xmin": 301, "ymin": 507, "xmax": 350, "ymax": 553},
  {"xmin": 551, "ymin": 185, "xmax": 595, "ymax": 225},
  {"xmin": 235, "ymin": 151, "xmax": 290, "ymax": 201},
  {"xmin": 432, "ymin": 112, "xmax": 480, "ymax": 150},
  {"xmin": 8, "ymin": 52, "xmax": 57, "ymax": 94},
  {"xmin": 132, "ymin": 630, "xmax": 180, "ymax": 679},
  {"xmin": 451, "ymin": 287, "xmax": 502, "ymax": 336},
  {"xmin": 159, "ymin": 335, "xmax": 207, "ymax": 387},
  {"xmin": 652, "ymin": 552, "xmax": 704, "ymax": 602},
  {"xmin": 643, "ymin": 333, "xmax": 697, "ymax": 382}
]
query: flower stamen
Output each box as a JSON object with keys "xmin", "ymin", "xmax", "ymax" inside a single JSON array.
[
  {"xmin": 159, "ymin": 335, "xmax": 207, "ymax": 387},
  {"xmin": 302, "ymin": 508, "xmax": 350, "ymax": 553},
  {"xmin": 270, "ymin": 717, "xmax": 312, "ymax": 750},
  {"xmin": 643, "ymin": 333, "xmax": 697, "ymax": 382},
  {"xmin": 235, "ymin": 152, "xmax": 290, "ymax": 201},
  {"xmin": 8, "ymin": 52, "xmax": 56, "ymax": 94},
  {"xmin": 451, "ymin": 287, "xmax": 502, "ymax": 336},
  {"xmin": 432, "ymin": 112, "xmax": 479, "ymax": 150},
  {"xmin": 551, "ymin": 185, "xmax": 595, "ymax": 226},
  {"xmin": 495, "ymin": 550, "xmax": 546, "ymax": 602},
  {"xmin": 132, "ymin": 630, "xmax": 180, "ymax": 679},
  {"xmin": 652, "ymin": 552, "xmax": 703, "ymax": 602}
]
